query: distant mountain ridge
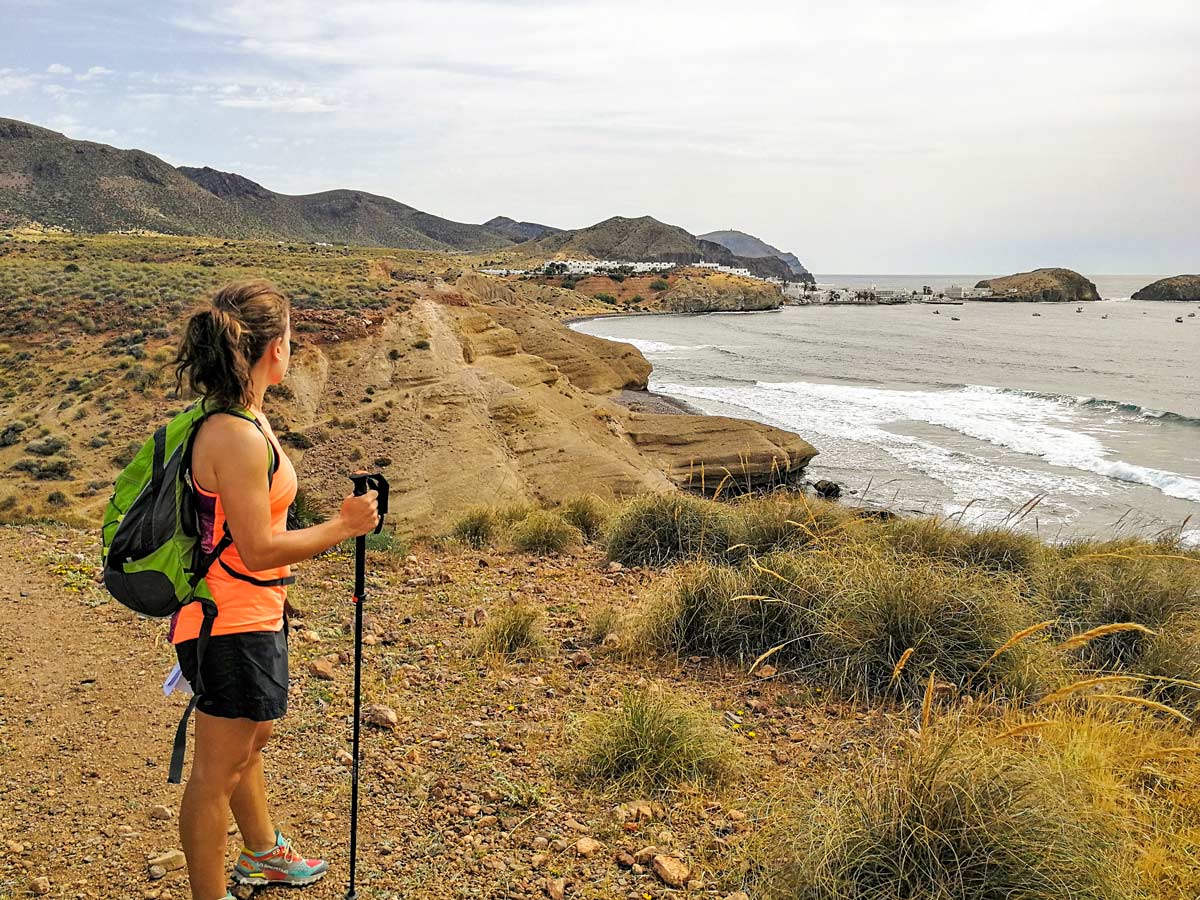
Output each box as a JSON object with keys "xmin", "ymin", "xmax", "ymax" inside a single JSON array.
[
  {"xmin": 483, "ymin": 216, "xmax": 561, "ymax": 242},
  {"xmin": 531, "ymin": 215, "xmax": 811, "ymax": 282},
  {"xmin": 0, "ymin": 117, "xmax": 511, "ymax": 252},
  {"xmin": 699, "ymin": 229, "xmax": 811, "ymax": 279},
  {"xmin": 0, "ymin": 116, "xmax": 814, "ymax": 277}
]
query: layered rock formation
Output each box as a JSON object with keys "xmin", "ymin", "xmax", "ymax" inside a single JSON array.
[
  {"xmin": 654, "ymin": 273, "xmax": 783, "ymax": 313},
  {"xmin": 975, "ymin": 268, "xmax": 1101, "ymax": 303},
  {"xmin": 0, "ymin": 239, "xmax": 816, "ymax": 532},
  {"xmin": 1132, "ymin": 275, "xmax": 1200, "ymax": 301}
]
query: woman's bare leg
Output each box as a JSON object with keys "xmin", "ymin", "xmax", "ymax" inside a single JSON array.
[
  {"xmin": 179, "ymin": 712, "xmax": 258, "ymax": 900},
  {"xmin": 228, "ymin": 721, "xmax": 277, "ymax": 853}
]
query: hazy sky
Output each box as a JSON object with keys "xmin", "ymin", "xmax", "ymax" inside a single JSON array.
[{"xmin": 3, "ymin": 0, "xmax": 1198, "ymax": 272}]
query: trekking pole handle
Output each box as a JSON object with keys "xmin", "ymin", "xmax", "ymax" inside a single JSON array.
[{"xmin": 349, "ymin": 472, "xmax": 389, "ymax": 534}]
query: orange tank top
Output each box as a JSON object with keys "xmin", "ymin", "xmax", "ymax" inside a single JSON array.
[{"xmin": 170, "ymin": 414, "xmax": 298, "ymax": 643}]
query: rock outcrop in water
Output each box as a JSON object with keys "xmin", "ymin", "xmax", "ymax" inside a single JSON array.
[
  {"xmin": 1132, "ymin": 275, "xmax": 1200, "ymax": 302},
  {"xmin": 975, "ymin": 268, "xmax": 1101, "ymax": 303}
]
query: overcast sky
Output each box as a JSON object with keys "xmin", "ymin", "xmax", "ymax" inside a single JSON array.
[{"xmin": 3, "ymin": 0, "xmax": 1198, "ymax": 272}]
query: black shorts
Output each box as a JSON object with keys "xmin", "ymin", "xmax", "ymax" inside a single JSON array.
[{"xmin": 175, "ymin": 626, "xmax": 289, "ymax": 722}]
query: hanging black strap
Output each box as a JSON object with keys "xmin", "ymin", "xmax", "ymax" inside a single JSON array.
[
  {"xmin": 168, "ymin": 598, "xmax": 217, "ymax": 785},
  {"xmin": 218, "ymin": 557, "xmax": 297, "ymax": 587}
]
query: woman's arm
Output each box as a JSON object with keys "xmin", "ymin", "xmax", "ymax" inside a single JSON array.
[{"xmin": 210, "ymin": 418, "xmax": 378, "ymax": 571}]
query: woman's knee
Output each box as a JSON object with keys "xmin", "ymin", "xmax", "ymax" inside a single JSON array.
[{"xmin": 250, "ymin": 721, "xmax": 275, "ymax": 754}]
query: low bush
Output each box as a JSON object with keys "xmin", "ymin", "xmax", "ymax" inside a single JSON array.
[
  {"xmin": 560, "ymin": 494, "xmax": 611, "ymax": 542},
  {"xmin": 649, "ymin": 279, "xmax": 669, "ymax": 292},
  {"xmin": 605, "ymin": 493, "xmax": 739, "ymax": 567},
  {"xmin": 881, "ymin": 517, "xmax": 1046, "ymax": 574},
  {"xmin": 287, "ymin": 488, "xmax": 326, "ymax": 530},
  {"xmin": 731, "ymin": 492, "xmax": 857, "ymax": 556},
  {"xmin": 365, "ymin": 529, "xmax": 410, "ymax": 562},
  {"xmin": 572, "ymin": 686, "xmax": 737, "ymax": 791},
  {"xmin": 511, "ymin": 510, "xmax": 580, "ymax": 555},
  {"xmin": 25, "ymin": 435, "xmax": 67, "ymax": 456},
  {"xmin": 469, "ymin": 604, "xmax": 543, "ymax": 659},
  {"xmin": 649, "ymin": 543, "xmax": 1055, "ymax": 701},
  {"xmin": 770, "ymin": 729, "xmax": 1132, "ymax": 900},
  {"xmin": 453, "ymin": 507, "xmax": 496, "ymax": 549}
]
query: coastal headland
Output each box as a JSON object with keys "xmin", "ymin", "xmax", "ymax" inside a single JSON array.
[{"xmin": 0, "ymin": 233, "xmax": 815, "ymax": 533}]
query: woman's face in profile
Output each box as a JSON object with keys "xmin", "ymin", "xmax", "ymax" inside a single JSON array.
[{"xmin": 273, "ymin": 319, "xmax": 292, "ymax": 382}]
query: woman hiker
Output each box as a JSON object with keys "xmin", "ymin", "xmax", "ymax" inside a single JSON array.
[{"xmin": 170, "ymin": 280, "xmax": 380, "ymax": 900}]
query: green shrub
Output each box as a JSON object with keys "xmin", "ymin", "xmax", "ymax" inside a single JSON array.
[
  {"xmin": 453, "ymin": 507, "xmax": 496, "ymax": 549},
  {"xmin": 412, "ymin": 339, "xmax": 430, "ymax": 350},
  {"xmin": 26, "ymin": 435, "xmax": 67, "ymax": 456},
  {"xmin": 573, "ymin": 686, "xmax": 737, "ymax": 791},
  {"xmin": 608, "ymin": 272, "xmax": 625, "ymax": 283},
  {"xmin": 650, "ymin": 543, "xmax": 1055, "ymax": 701},
  {"xmin": 771, "ymin": 731, "xmax": 1130, "ymax": 900},
  {"xmin": 560, "ymin": 494, "xmax": 611, "ymax": 542},
  {"xmin": 882, "ymin": 518, "xmax": 1045, "ymax": 574},
  {"xmin": 595, "ymin": 293, "xmax": 617, "ymax": 304},
  {"xmin": 0, "ymin": 419, "xmax": 29, "ymax": 447},
  {"xmin": 287, "ymin": 488, "xmax": 327, "ymax": 530},
  {"xmin": 46, "ymin": 490, "xmax": 67, "ymax": 507},
  {"xmin": 365, "ymin": 529, "xmax": 409, "ymax": 561},
  {"xmin": 469, "ymin": 604, "xmax": 543, "ymax": 659},
  {"xmin": 731, "ymin": 492, "xmax": 856, "ymax": 556},
  {"xmin": 511, "ymin": 510, "xmax": 580, "ymax": 554},
  {"xmin": 630, "ymin": 295, "xmax": 646, "ymax": 304},
  {"xmin": 605, "ymin": 493, "xmax": 739, "ymax": 567},
  {"xmin": 649, "ymin": 279, "xmax": 669, "ymax": 292}
]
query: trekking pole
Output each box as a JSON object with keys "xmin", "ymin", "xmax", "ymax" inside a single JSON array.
[{"xmin": 345, "ymin": 472, "xmax": 389, "ymax": 900}]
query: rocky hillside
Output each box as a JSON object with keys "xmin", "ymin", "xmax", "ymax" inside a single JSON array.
[
  {"xmin": 530, "ymin": 216, "xmax": 796, "ymax": 282},
  {"xmin": 482, "ymin": 216, "xmax": 562, "ymax": 242},
  {"xmin": 975, "ymin": 268, "xmax": 1101, "ymax": 303},
  {"xmin": 0, "ymin": 117, "xmax": 512, "ymax": 252},
  {"xmin": 0, "ymin": 234, "xmax": 815, "ymax": 533},
  {"xmin": 529, "ymin": 269, "xmax": 783, "ymax": 316},
  {"xmin": 1132, "ymin": 274, "xmax": 1200, "ymax": 301},
  {"xmin": 699, "ymin": 229, "xmax": 812, "ymax": 280}
]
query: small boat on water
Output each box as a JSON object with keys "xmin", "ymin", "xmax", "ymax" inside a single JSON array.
[
  {"xmin": 1177, "ymin": 316, "xmax": 1184, "ymax": 323},
  {"xmin": 1101, "ymin": 314, "xmax": 1108, "ymax": 319},
  {"xmin": 1032, "ymin": 312, "xmax": 1041, "ymax": 317},
  {"xmin": 950, "ymin": 316, "xmax": 961, "ymax": 321}
]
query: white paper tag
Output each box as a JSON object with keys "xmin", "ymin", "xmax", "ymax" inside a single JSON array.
[{"xmin": 163, "ymin": 663, "xmax": 194, "ymax": 697}]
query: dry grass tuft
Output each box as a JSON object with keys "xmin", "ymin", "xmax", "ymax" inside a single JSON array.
[
  {"xmin": 467, "ymin": 604, "xmax": 544, "ymax": 660},
  {"xmin": 451, "ymin": 507, "xmax": 497, "ymax": 549},
  {"xmin": 605, "ymin": 492, "xmax": 739, "ymax": 567},
  {"xmin": 510, "ymin": 510, "xmax": 580, "ymax": 555},
  {"xmin": 768, "ymin": 725, "xmax": 1134, "ymax": 900},
  {"xmin": 572, "ymin": 685, "xmax": 738, "ymax": 791}
]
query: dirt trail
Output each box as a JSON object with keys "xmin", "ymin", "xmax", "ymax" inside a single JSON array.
[{"xmin": 0, "ymin": 523, "xmax": 883, "ymax": 900}]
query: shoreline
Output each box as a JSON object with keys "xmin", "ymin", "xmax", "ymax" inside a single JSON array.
[{"xmin": 608, "ymin": 388, "xmax": 701, "ymax": 416}]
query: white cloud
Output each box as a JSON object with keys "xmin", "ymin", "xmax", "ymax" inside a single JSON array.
[
  {"xmin": 45, "ymin": 63, "xmax": 71, "ymax": 75},
  {"xmin": 77, "ymin": 66, "xmax": 114, "ymax": 81},
  {"xmin": 17, "ymin": 0, "xmax": 1200, "ymax": 269}
]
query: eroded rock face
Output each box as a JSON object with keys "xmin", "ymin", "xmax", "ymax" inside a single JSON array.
[
  {"xmin": 1132, "ymin": 275, "xmax": 1200, "ymax": 301},
  {"xmin": 621, "ymin": 410, "xmax": 818, "ymax": 494},
  {"xmin": 975, "ymin": 268, "xmax": 1101, "ymax": 302},
  {"xmin": 656, "ymin": 273, "xmax": 783, "ymax": 313},
  {"xmin": 4, "ymin": 273, "xmax": 816, "ymax": 533}
]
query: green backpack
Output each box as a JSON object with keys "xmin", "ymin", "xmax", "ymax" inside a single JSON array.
[{"xmin": 100, "ymin": 398, "xmax": 290, "ymax": 782}]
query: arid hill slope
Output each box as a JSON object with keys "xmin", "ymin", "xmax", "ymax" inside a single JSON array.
[{"xmin": 0, "ymin": 235, "xmax": 815, "ymax": 533}]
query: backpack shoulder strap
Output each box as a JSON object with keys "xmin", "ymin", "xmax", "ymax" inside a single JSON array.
[{"xmin": 183, "ymin": 403, "xmax": 280, "ymax": 489}]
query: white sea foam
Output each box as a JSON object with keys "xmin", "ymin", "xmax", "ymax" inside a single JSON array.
[
  {"xmin": 590, "ymin": 336, "xmax": 704, "ymax": 355},
  {"xmin": 653, "ymin": 379, "xmax": 1200, "ymax": 505}
]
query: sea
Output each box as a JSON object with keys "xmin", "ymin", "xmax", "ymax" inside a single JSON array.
[{"xmin": 572, "ymin": 274, "xmax": 1200, "ymax": 545}]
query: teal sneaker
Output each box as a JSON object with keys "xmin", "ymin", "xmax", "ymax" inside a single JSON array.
[{"xmin": 233, "ymin": 830, "xmax": 328, "ymax": 886}]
